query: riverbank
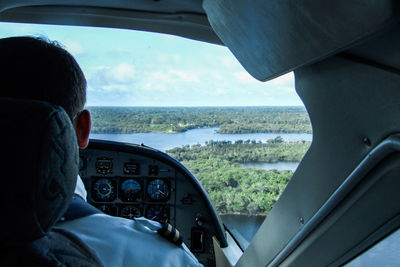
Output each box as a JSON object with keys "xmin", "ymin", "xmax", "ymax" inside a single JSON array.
[
  {"xmin": 167, "ymin": 138, "xmax": 310, "ymax": 164},
  {"xmin": 90, "ymin": 130, "xmax": 311, "ymax": 216},
  {"xmin": 242, "ymin": 161, "xmax": 299, "ymax": 172},
  {"xmin": 89, "ymin": 106, "xmax": 312, "ymax": 134},
  {"xmin": 91, "ymin": 127, "xmax": 312, "ymax": 152},
  {"xmin": 166, "ymin": 139, "xmax": 310, "ymax": 215}
]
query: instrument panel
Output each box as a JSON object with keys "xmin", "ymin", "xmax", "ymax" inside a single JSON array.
[
  {"xmin": 85, "ymin": 156, "xmax": 172, "ymax": 221},
  {"xmin": 79, "ymin": 140, "xmax": 227, "ymax": 267}
]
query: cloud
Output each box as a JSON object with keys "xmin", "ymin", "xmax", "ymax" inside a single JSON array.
[
  {"xmin": 215, "ymin": 87, "xmax": 228, "ymax": 95},
  {"xmin": 88, "ymin": 63, "xmax": 136, "ymax": 93},
  {"xmin": 86, "ymin": 60, "xmax": 298, "ymax": 106},
  {"xmin": 280, "ymin": 87, "xmax": 296, "ymax": 93},
  {"xmin": 155, "ymin": 53, "xmax": 182, "ymax": 65},
  {"xmin": 88, "ymin": 62, "xmax": 202, "ymax": 98},
  {"xmin": 169, "ymin": 70, "xmax": 199, "ymax": 83},
  {"xmin": 107, "ymin": 63, "xmax": 135, "ymax": 84},
  {"xmin": 143, "ymin": 72, "xmax": 169, "ymax": 92},
  {"xmin": 143, "ymin": 69, "xmax": 200, "ymax": 92},
  {"xmin": 110, "ymin": 48, "xmax": 133, "ymax": 58},
  {"xmin": 266, "ymin": 72, "xmax": 294, "ymax": 86},
  {"xmin": 220, "ymin": 55, "xmax": 238, "ymax": 68},
  {"xmin": 211, "ymin": 73, "xmax": 224, "ymax": 80},
  {"xmin": 233, "ymin": 71, "xmax": 261, "ymax": 84},
  {"xmin": 156, "ymin": 53, "xmax": 170, "ymax": 64},
  {"xmin": 63, "ymin": 40, "xmax": 84, "ymax": 56},
  {"xmin": 234, "ymin": 71, "xmax": 294, "ymax": 87}
]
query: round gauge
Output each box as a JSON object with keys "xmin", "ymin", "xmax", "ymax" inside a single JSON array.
[
  {"xmin": 146, "ymin": 205, "xmax": 169, "ymax": 222},
  {"xmin": 96, "ymin": 158, "xmax": 113, "ymax": 174},
  {"xmin": 147, "ymin": 179, "xmax": 170, "ymax": 201},
  {"xmin": 92, "ymin": 178, "xmax": 116, "ymax": 201},
  {"xmin": 120, "ymin": 206, "xmax": 141, "ymax": 219},
  {"xmin": 120, "ymin": 179, "xmax": 142, "ymax": 201}
]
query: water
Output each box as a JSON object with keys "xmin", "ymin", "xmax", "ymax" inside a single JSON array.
[
  {"xmin": 220, "ymin": 214, "xmax": 266, "ymax": 247},
  {"xmin": 90, "ymin": 127, "xmax": 312, "ymax": 152},
  {"xmin": 90, "ymin": 128, "xmax": 311, "ymax": 244},
  {"xmin": 242, "ymin": 162, "xmax": 299, "ymax": 172}
]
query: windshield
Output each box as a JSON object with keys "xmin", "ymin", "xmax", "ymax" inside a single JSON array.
[{"xmin": 0, "ymin": 22, "xmax": 312, "ymax": 245}]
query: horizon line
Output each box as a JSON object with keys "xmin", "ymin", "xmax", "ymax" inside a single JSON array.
[{"xmin": 86, "ymin": 105, "xmax": 305, "ymax": 108}]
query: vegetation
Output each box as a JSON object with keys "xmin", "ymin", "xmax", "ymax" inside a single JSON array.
[
  {"xmin": 88, "ymin": 106, "xmax": 311, "ymax": 134},
  {"xmin": 89, "ymin": 106, "xmax": 312, "ymax": 215},
  {"xmin": 168, "ymin": 137, "xmax": 310, "ymax": 164},
  {"xmin": 167, "ymin": 138, "xmax": 310, "ymax": 215}
]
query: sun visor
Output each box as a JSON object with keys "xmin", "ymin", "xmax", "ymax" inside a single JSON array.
[{"xmin": 203, "ymin": 0, "xmax": 398, "ymax": 81}]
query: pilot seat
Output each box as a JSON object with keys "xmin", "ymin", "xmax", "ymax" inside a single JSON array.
[{"xmin": 0, "ymin": 98, "xmax": 103, "ymax": 266}]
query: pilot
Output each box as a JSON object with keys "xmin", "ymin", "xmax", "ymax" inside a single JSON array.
[{"xmin": 0, "ymin": 36, "xmax": 202, "ymax": 267}]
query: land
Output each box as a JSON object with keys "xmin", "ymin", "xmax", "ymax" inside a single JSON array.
[
  {"xmin": 89, "ymin": 106, "xmax": 312, "ymax": 215},
  {"xmin": 88, "ymin": 106, "xmax": 312, "ymax": 134},
  {"xmin": 167, "ymin": 139, "xmax": 310, "ymax": 215}
]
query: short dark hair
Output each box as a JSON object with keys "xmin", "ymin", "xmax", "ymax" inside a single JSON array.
[{"xmin": 0, "ymin": 36, "xmax": 86, "ymax": 119}]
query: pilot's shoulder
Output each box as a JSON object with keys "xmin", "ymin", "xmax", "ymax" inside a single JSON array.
[
  {"xmin": 132, "ymin": 217, "xmax": 202, "ymax": 265},
  {"xmin": 57, "ymin": 214, "xmax": 203, "ymax": 266},
  {"xmin": 134, "ymin": 217, "xmax": 183, "ymax": 246}
]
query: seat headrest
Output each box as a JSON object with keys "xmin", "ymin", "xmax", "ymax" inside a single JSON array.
[{"xmin": 0, "ymin": 98, "xmax": 78, "ymax": 247}]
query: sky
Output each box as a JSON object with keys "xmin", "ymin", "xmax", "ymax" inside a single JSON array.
[{"xmin": 0, "ymin": 22, "xmax": 303, "ymax": 107}]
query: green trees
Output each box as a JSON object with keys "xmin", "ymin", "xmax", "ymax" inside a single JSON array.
[
  {"xmin": 167, "ymin": 140, "xmax": 310, "ymax": 216},
  {"xmin": 167, "ymin": 139, "xmax": 310, "ymax": 164},
  {"xmin": 88, "ymin": 106, "xmax": 312, "ymax": 216},
  {"xmin": 89, "ymin": 106, "xmax": 312, "ymax": 134},
  {"xmin": 181, "ymin": 157, "xmax": 295, "ymax": 215}
]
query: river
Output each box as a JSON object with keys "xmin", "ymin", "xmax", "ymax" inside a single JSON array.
[
  {"xmin": 90, "ymin": 128, "xmax": 312, "ymax": 243},
  {"xmin": 242, "ymin": 162, "xmax": 299, "ymax": 172},
  {"xmin": 91, "ymin": 127, "xmax": 309, "ymax": 172},
  {"xmin": 220, "ymin": 214, "xmax": 266, "ymax": 249},
  {"xmin": 90, "ymin": 127, "xmax": 312, "ymax": 152}
]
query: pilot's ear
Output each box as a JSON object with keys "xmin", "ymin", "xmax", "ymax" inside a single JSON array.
[{"xmin": 73, "ymin": 109, "xmax": 91, "ymax": 149}]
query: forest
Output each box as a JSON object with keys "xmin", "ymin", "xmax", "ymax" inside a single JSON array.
[
  {"xmin": 168, "ymin": 137, "xmax": 310, "ymax": 164},
  {"xmin": 90, "ymin": 106, "xmax": 312, "ymax": 216},
  {"xmin": 167, "ymin": 138, "xmax": 310, "ymax": 215},
  {"xmin": 88, "ymin": 106, "xmax": 311, "ymax": 134}
]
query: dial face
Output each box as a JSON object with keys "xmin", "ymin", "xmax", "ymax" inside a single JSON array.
[
  {"xmin": 120, "ymin": 205, "xmax": 141, "ymax": 219},
  {"xmin": 120, "ymin": 179, "xmax": 142, "ymax": 201},
  {"xmin": 146, "ymin": 205, "xmax": 169, "ymax": 222},
  {"xmin": 92, "ymin": 178, "xmax": 116, "ymax": 201},
  {"xmin": 123, "ymin": 162, "xmax": 140, "ymax": 175},
  {"xmin": 96, "ymin": 158, "xmax": 113, "ymax": 174},
  {"xmin": 147, "ymin": 179, "xmax": 170, "ymax": 201}
]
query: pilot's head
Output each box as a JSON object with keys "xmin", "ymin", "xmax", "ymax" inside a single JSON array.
[{"xmin": 0, "ymin": 36, "xmax": 91, "ymax": 148}]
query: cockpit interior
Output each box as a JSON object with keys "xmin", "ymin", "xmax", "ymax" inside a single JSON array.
[
  {"xmin": 80, "ymin": 140, "xmax": 227, "ymax": 265},
  {"xmin": 1, "ymin": 1, "xmax": 400, "ymax": 266}
]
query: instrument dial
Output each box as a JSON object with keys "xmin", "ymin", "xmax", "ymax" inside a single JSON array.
[
  {"xmin": 147, "ymin": 179, "xmax": 170, "ymax": 201},
  {"xmin": 120, "ymin": 179, "xmax": 142, "ymax": 201},
  {"xmin": 120, "ymin": 205, "xmax": 141, "ymax": 219},
  {"xmin": 146, "ymin": 205, "xmax": 169, "ymax": 222},
  {"xmin": 124, "ymin": 162, "xmax": 140, "ymax": 175},
  {"xmin": 96, "ymin": 157, "xmax": 113, "ymax": 174},
  {"xmin": 92, "ymin": 178, "xmax": 116, "ymax": 201}
]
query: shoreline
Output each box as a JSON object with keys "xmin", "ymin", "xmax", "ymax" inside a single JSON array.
[
  {"xmin": 91, "ymin": 127, "xmax": 312, "ymax": 135},
  {"xmin": 219, "ymin": 213, "xmax": 267, "ymax": 217}
]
